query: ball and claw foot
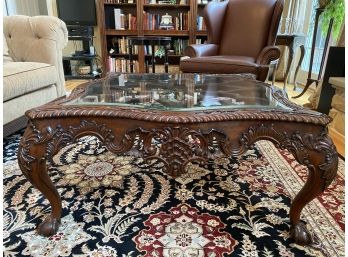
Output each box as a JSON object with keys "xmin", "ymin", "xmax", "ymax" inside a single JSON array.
[
  {"xmin": 37, "ymin": 216, "xmax": 61, "ymax": 237},
  {"xmin": 290, "ymin": 222, "xmax": 312, "ymax": 245}
]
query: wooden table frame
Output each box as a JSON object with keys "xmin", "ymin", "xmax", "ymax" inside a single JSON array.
[{"xmin": 18, "ymin": 77, "xmax": 338, "ymax": 246}]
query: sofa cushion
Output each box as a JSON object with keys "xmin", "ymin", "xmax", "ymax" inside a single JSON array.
[
  {"xmin": 4, "ymin": 85, "xmax": 58, "ymax": 125},
  {"xmin": 3, "ymin": 62, "xmax": 57, "ymax": 101},
  {"xmin": 180, "ymin": 56, "xmax": 258, "ymax": 74},
  {"xmin": 3, "ymin": 35, "xmax": 13, "ymax": 64}
]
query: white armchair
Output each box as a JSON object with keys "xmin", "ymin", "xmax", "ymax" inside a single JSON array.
[{"xmin": 3, "ymin": 15, "xmax": 68, "ymax": 136}]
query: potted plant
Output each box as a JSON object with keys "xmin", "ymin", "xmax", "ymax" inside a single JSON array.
[{"xmin": 320, "ymin": 0, "xmax": 345, "ymax": 40}]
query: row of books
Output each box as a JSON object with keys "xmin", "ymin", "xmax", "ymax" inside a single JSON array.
[
  {"xmin": 142, "ymin": 39, "xmax": 188, "ymax": 55},
  {"xmin": 109, "ymin": 37, "xmax": 139, "ymax": 54},
  {"xmin": 108, "ymin": 57, "xmax": 139, "ymax": 73},
  {"xmin": 144, "ymin": 45, "xmax": 159, "ymax": 56},
  {"xmin": 173, "ymin": 39, "xmax": 189, "ymax": 55},
  {"xmin": 114, "ymin": 9, "xmax": 137, "ymax": 30},
  {"xmin": 196, "ymin": 16, "xmax": 206, "ymax": 31},
  {"xmin": 195, "ymin": 38, "xmax": 206, "ymax": 44},
  {"xmin": 105, "ymin": 0, "xmax": 134, "ymax": 3},
  {"xmin": 143, "ymin": 12, "xmax": 189, "ymax": 30},
  {"xmin": 197, "ymin": 0, "xmax": 221, "ymax": 3},
  {"xmin": 144, "ymin": 0, "xmax": 189, "ymax": 4},
  {"xmin": 105, "ymin": 0, "xmax": 217, "ymax": 5},
  {"xmin": 109, "ymin": 37, "xmax": 189, "ymax": 55}
]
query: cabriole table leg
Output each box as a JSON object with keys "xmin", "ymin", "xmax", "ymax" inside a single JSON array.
[
  {"xmin": 287, "ymin": 131, "xmax": 338, "ymax": 245},
  {"xmin": 17, "ymin": 125, "xmax": 62, "ymax": 237}
]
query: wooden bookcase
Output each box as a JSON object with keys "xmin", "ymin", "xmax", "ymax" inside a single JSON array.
[{"xmin": 97, "ymin": 0, "xmax": 210, "ymax": 73}]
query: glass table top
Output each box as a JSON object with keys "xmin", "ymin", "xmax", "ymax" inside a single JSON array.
[{"xmin": 65, "ymin": 73, "xmax": 291, "ymax": 111}]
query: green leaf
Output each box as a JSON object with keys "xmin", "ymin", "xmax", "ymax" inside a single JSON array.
[{"xmin": 321, "ymin": 0, "xmax": 345, "ymax": 40}]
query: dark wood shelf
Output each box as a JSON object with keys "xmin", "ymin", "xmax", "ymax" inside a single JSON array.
[
  {"xmin": 104, "ymin": 3, "xmax": 136, "ymax": 6},
  {"xmin": 143, "ymin": 4, "xmax": 190, "ymax": 9},
  {"xmin": 144, "ymin": 55, "xmax": 183, "ymax": 65},
  {"xmin": 109, "ymin": 53, "xmax": 135, "ymax": 58},
  {"xmin": 196, "ymin": 31, "xmax": 207, "ymax": 36},
  {"xmin": 106, "ymin": 30, "xmax": 138, "ymax": 36},
  {"xmin": 143, "ymin": 30, "xmax": 189, "ymax": 36},
  {"xmin": 68, "ymin": 36, "xmax": 95, "ymax": 41},
  {"xmin": 145, "ymin": 54, "xmax": 183, "ymax": 57},
  {"xmin": 98, "ymin": 1, "xmax": 203, "ymax": 72},
  {"xmin": 65, "ymin": 74, "xmax": 96, "ymax": 80},
  {"xmin": 63, "ymin": 55, "xmax": 97, "ymax": 60}
]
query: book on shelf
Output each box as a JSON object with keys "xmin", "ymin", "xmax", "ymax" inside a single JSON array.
[
  {"xmin": 143, "ymin": 11, "xmax": 189, "ymax": 30},
  {"xmin": 109, "ymin": 37, "xmax": 139, "ymax": 55},
  {"xmin": 174, "ymin": 12, "xmax": 189, "ymax": 30},
  {"xmin": 196, "ymin": 16, "xmax": 206, "ymax": 30},
  {"xmin": 106, "ymin": 0, "xmax": 134, "ymax": 3},
  {"xmin": 114, "ymin": 9, "xmax": 137, "ymax": 30},
  {"xmin": 114, "ymin": 9, "xmax": 123, "ymax": 29},
  {"xmin": 142, "ymin": 39, "xmax": 188, "ymax": 56},
  {"xmin": 196, "ymin": 38, "xmax": 207, "ymax": 44},
  {"xmin": 173, "ymin": 39, "xmax": 188, "ymax": 55},
  {"xmin": 108, "ymin": 56, "xmax": 139, "ymax": 73},
  {"xmin": 143, "ymin": 0, "xmax": 189, "ymax": 5}
]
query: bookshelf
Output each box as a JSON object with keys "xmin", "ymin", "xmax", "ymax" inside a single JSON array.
[{"xmin": 97, "ymin": 0, "xmax": 211, "ymax": 73}]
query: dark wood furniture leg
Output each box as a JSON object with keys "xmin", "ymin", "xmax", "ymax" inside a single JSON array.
[
  {"xmin": 164, "ymin": 47, "xmax": 169, "ymax": 73},
  {"xmin": 145, "ymin": 60, "xmax": 149, "ymax": 73},
  {"xmin": 292, "ymin": 8, "xmax": 332, "ymax": 99},
  {"xmin": 151, "ymin": 44, "xmax": 156, "ymax": 73},
  {"xmin": 293, "ymin": 45, "xmax": 305, "ymax": 91},
  {"xmin": 288, "ymin": 130, "xmax": 338, "ymax": 245},
  {"xmin": 128, "ymin": 44, "xmax": 134, "ymax": 73},
  {"xmin": 283, "ymin": 42, "xmax": 294, "ymax": 90},
  {"xmin": 271, "ymin": 60, "xmax": 278, "ymax": 86},
  {"xmin": 17, "ymin": 124, "xmax": 62, "ymax": 237}
]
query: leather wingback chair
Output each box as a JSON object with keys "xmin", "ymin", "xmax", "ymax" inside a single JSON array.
[{"xmin": 180, "ymin": 0, "xmax": 284, "ymax": 81}]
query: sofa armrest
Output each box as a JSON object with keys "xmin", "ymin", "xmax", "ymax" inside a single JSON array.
[
  {"xmin": 183, "ymin": 44, "xmax": 219, "ymax": 57},
  {"xmin": 4, "ymin": 15, "xmax": 68, "ymax": 97},
  {"xmin": 256, "ymin": 46, "xmax": 280, "ymax": 65}
]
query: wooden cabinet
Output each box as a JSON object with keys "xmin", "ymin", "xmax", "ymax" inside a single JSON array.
[{"xmin": 97, "ymin": 0, "xmax": 210, "ymax": 73}]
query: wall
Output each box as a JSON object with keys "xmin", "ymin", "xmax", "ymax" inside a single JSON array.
[
  {"xmin": 277, "ymin": 0, "xmax": 314, "ymax": 85},
  {"xmin": 5, "ymin": 0, "xmax": 47, "ymax": 16},
  {"xmin": 38, "ymin": 0, "xmax": 49, "ymax": 16}
]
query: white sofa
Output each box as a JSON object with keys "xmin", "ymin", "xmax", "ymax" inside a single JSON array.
[{"xmin": 3, "ymin": 15, "xmax": 68, "ymax": 137}]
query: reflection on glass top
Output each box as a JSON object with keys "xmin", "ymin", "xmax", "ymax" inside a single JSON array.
[{"xmin": 65, "ymin": 73, "xmax": 291, "ymax": 111}]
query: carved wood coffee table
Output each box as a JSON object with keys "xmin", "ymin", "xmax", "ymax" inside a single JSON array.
[{"xmin": 18, "ymin": 73, "xmax": 338, "ymax": 245}]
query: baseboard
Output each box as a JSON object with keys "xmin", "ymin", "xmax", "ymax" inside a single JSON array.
[
  {"xmin": 3, "ymin": 116, "xmax": 28, "ymax": 138},
  {"xmin": 329, "ymin": 127, "xmax": 345, "ymax": 157}
]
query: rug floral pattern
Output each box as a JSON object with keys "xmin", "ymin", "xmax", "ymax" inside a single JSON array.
[{"xmin": 3, "ymin": 133, "xmax": 345, "ymax": 257}]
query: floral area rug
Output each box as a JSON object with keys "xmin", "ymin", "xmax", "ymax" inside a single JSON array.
[{"xmin": 3, "ymin": 131, "xmax": 345, "ymax": 257}]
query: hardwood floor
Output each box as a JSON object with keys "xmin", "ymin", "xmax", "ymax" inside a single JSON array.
[
  {"xmin": 272, "ymin": 81, "xmax": 312, "ymax": 106},
  {"xmin": 65, "ymin": 79, "xmax": 344, "ymax": 157},
  {"xmin": 65, "ymin": 79, "xmax": 89, "ymax": 92}
]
